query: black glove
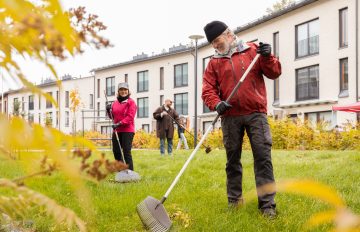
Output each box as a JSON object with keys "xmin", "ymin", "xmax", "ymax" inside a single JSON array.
[
  {"xmin": 216, "ymin": 101, "xmax": 232, "ymax": 115},
  {"xmin": 106, "ymin": 103, "xmax": 112, "ymax": 118},
  {"xmin": 256, "ymin": 42, "xmax": 271, "ymax": 57},
  {"xmin": 112, "ymin": 122, "xmax": 121, "ymax": 129}
]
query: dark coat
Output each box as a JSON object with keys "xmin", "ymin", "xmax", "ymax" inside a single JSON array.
[{"xmin": 153, "ymin": 105, "xmax": 180, "ymax": 139}]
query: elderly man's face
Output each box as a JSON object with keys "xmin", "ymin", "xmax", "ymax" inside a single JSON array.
[
  {"xmin": 165, "ymin": 100, "xmax": 172, "ymax": 107},
  {"xmin": 211, "ymin": 31, "xmax": 233, "ymax": 54}
]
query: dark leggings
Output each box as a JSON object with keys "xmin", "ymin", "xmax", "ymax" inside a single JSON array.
[{"xmin": 112, "ymin": 132, "xmax": 135, "ymax": 170}]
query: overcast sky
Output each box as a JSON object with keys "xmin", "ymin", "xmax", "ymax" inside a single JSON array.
[{"xmin": 2, "ymin": 0, "xmax": 280, "ymax": 91}]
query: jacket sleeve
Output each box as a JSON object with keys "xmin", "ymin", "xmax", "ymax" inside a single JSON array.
[
  {"xmin": 202, "ymin": 60, "xmax": 221, "ymax": 111},
  {"xmin": 120, "ymin": 100, "xmax": 137, "ymax": 126},
  {"xmin": 153, "ymin": 107, "xmax": 162, "ymax": 120},
  {"xmin": 253, "ymin": 43, "xmax": 282, "ymax": 80}
]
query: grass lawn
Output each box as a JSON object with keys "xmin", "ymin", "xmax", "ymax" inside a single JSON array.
[{"xmin": 1, "ymin": 149, "xmax": 360, "ymax": 231}]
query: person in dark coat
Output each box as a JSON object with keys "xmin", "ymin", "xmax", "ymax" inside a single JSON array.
[
  {"xmin": 202, "ymin": 20, "xmax": 281, "ymax": 218},
  {"xmin": 153, "ymin": 99, "xmax": 180, "ymax": 156}
]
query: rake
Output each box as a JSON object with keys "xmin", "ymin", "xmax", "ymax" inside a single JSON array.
[{"xmin": 136, "ymin": 54, "xmax": 260, "ymax": 231}]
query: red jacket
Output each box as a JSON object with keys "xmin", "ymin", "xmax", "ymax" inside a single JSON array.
[
  {"xmin": 202, "ymin": 42, "xmax": 281, "ymax": 116},
  {"xmin": 112, "ymin": 98, "xmax": 137, "ymax": 133}
]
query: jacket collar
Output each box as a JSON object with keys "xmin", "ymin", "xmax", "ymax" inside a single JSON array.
[{"xmin": 213, "ymin": 39, "xmax": 250, "ymax": 58}]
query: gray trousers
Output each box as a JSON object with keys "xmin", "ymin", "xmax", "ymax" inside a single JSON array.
[{"xmin": 221, "ymin": 113, "xmax": 276, "ymax": 210}]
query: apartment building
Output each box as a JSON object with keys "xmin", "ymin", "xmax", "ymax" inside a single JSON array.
[
  {"xmin": 1, "ymin": 0, "xmax": 359, "ymax": 134},
  {"xmin": 2, "ymin": 75, "xmax": 95, "ymax": 134},
  {"xmin": 93, "ymin": 0, "xmax": 359, "ymax": 133}
]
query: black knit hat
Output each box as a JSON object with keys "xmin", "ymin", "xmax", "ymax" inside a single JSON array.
[{"xmin": 204, "ymin": 20, "xmax": 228, "ymax": 43}]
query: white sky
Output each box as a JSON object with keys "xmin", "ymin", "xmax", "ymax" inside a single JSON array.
[{"xmin": 2, "ymin": 0, "xmax": 280, "ymax": 91}]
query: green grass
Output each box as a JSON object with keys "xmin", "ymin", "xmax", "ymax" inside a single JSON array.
[{"xmin": 1, "ymin": 149, "xmax": 360, "ymax": 231}]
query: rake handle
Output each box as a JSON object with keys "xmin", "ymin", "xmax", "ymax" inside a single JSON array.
[{"xmin": 162, "ymin": 54, "xmax": 260, "ymax": 202}]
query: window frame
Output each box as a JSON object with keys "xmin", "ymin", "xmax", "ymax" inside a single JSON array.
[
  {"xmin": 295, "ymin": 65, "xmax": 320, "ymax": 101},
  {"xmin": 137, "ymin": 71, "xmax": 149, "ymax": 92},
  {"xmin": 174, "ymin": 92, "xmax": 188, "ymax": 115},
  {"xmin": 295, "ymin": 18, "xmax": 319, "ymax": 59},
  {"xmin": 106, "ymin": 76, "xmax": 115, "ymax": 96},
  {"xmin": 339, "ymin": 7, "xmax": 348, "ymax": 48},
  {"xmin": 137, "ymin": 97, "xmax": 149, "ymax": 118},
  {"xmin": 174, "ymin": 63, "xmax": 188, "ymax": 88}
]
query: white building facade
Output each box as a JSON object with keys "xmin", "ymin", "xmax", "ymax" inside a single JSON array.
[{"xmin": 1, "ymin": 0, "xmax": 359, "ymax": 134}]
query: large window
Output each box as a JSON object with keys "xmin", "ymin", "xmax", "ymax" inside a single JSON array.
[
  {"xmin": 174, "ymin": 63, "xmax": 188, "ymax": 87},
  {"xmin": 296, "ymin": 65, "xmax": 319, "ymax": 101},
  {"xmin": 137, "ymin": 97, "xmax": 149, "ymax": 118},
  {"xmin": 106, "ymin": 77, "xmax": 115, "ymax": 96},
  {"xmin": 46, "ymin": 92, "xmax": 52, "ymax": 108},
  {"xmin": 296, "ymin": 19, "xmax": 319, "ymax": 58},
  {"xmin": 174, "ymin": 93, "xmax": 188, "ymax": 115},
  {"xmin": 101, "ymin": 126, "xmax": 112, "ymax": 136},
  {"xmin": 273, "ymin": 32, "xmax": 280, "ymax": 102},
  {"xmin": 97, "ymin": 102, "xmax": 100, "ymax": 117},
  {"xmin": 28, "ymin": 113, "xmax": 34, "ymax": 123},
  {"xmin": 339, "ymin": 8, "xmax": 348, "ymax": 48},
  {"xmin": 28, "ymin": 95, "xmax": 34, "ymax": 110},
  {"xmin": 203, "ymin": 104, "xmax": 211, "ymax": 113},
  {"xmin": 124, "ymin": 74, "xmax": 128, "ymax": 83},
  {"xmin": 137, "ymin": 71, "xmax": 149, "ymax": 92},
  {"xmin": 65, "ymin": 91, "xmax": 69, "ymax": 108},
  {"xmin": 339, "ymin": 58, "xmax": 348, "ymax": 97},
  {"xmin": 160, "ymin": 67, "xmax": 164, "ymax": 90}
]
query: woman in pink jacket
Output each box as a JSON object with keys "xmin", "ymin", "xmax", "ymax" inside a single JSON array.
[{"xmin": 106, "ymin": 82, "xmax": 137, "ymax": 170}]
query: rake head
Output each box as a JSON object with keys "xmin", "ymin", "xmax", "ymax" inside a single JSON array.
[
  {"xmin": 115, "ymin": 170, "xmax": 141, "ymax": 183},
  {"xmin": 136, "ymin": 196, "xmax": 172, "ymax": 232}
]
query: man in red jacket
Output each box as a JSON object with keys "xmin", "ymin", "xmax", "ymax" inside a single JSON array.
[{"xmin": 202, "ymin": 21, "xmax": 281, "ymax": 218}]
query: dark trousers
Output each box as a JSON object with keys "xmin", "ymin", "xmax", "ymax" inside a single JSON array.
[
  {"xmin": 112, "ymin": 132, "xmax": 135, "ymax": 170},
  {"xmin": 221, "ymin": 113, "xmax": 276, "ymax": 210}
]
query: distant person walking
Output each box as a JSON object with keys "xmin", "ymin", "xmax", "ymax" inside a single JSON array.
[
  {"xmin": 106, "ymin": 82, "xmax": 137, "ymax": 170},
  {"xmin": 176, "ymin": 115, "xmax": 189, "ymax": 150},
  {"xmin": 153, "ymin": 99, "xmax": 180, "ymax": 156}
]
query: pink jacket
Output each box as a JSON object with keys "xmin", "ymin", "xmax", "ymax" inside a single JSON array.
[{"xmin": 111, "ymin": 98, "xmax": 137, "ymax": 133}]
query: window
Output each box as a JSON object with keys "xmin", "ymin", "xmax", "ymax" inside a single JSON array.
[
  {"xmin": 137, "ymin": 97, "xmax": 149, "ymax": 118},
  {"xmin": 160, "ymin": 67, "xmax": 164, "ymax": 90},
  {"xmin": 65, "ymin": 111, "xmax": 69, "ymax": 127},
  {"xmin": 305, "ymin": 111, "xmax": 333, "ymax": 130},
  {"xmin": 38, "ymin": 113, "xmax": 41, "ymax": 124},
  {"xmin": 106, "ymin": 77, "xmax": 115, "ymax": 96},
  {"xmin": 339, "ymin": 8, "xmax": 348, "ymax": 48},
  {"xmin": 296, "ymin": 19, "xmax": 319, "ymax": 58},
  {"xmin": 174, "ymin": 63, "xmax": 188, "ymax": 87},
  {"xmin": 56, "ymin": 111, "xmax": 59, "ymax": 126},
  {"xmin": 46, "ymin": 92, "xmax": 52, "ymax": 108},
  {"xmin": 90, "ymin": 94, "xmax": 94, "ymax": 109},
  {"xmin": 46, "ymin": 112, "xmax": 53, "ymax": 126},
  {"xmin": 56, "ymin": 91, "xmax": 59, "ymax": 105},
  {"xmin": 21, "ymin": 97, "xmax": 24, "ymax": 112},
  {"xmin": 65, "ymin": 91, "xmax": 69, "ymax": 108},
  {"xmin": 339, "ymin": 58, "xmax": 348, "ymax": 97},
  {"xmin": 137, "ymin": 71, "xmax": 149, "ymax": 92},
  {"xmin": 203, "ymin": 104, "xmax": 211, "ymax": 113},
  {"xmin": 296, "ymin": 65, "xmax": 319, "ymax": 101},
  {"xmin": 101, "ymin": 126, "xmax": 112, "ymax": 136},
  {"xmin": 28, "ymin": 95, "xmax": 34, "ymax": 110},
  {"xmin": 28, "ymin": 113, "xmax": 34, "ymax": 123},
  {"xmin": 174, "ymin": 93, "xmax": 188, "ymax": 115},
  {"xmin": 160, "ymin": 95, "xmax": 164, "ymax": 106},
  {"xmin": 142, "ymin": 124, "xmax": 150, "ymax": 133},
  {"xmin": 273, "ymin": 32, "xmax": 280, "ymax": 103},
  {"xmin": 38, "ymin": 95, "xmax": 41, "ymax": 109},
  {"xmin": 97, "ymin": 102, "xmax": 100, "ymax": 117},
  {"xmin": 203, "ymin": 56, "xmax": 212, "ymax": 73},
  {"xmin": 203, "ymin": 121, "xmax": 212, "ymax": 134},
  {"xmin": 125, "ymin": 74, "xmax": 128, "ymax": 83},
  {"xmin": 97, "ymin": 79, "xmax": 100, "ymax": 98}
]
